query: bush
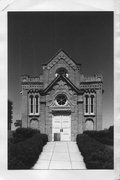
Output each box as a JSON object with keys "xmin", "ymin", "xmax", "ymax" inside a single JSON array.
[
  {"xmin": 109, "ymin": 126, "xmax": 113, "ymax": 133},
  {"xmin": 39, "ymin": 134, "xmax": 48, "ymax": 146},
  {"xmin": 84, "ymin": 128, "xmax": 113, "ymax": 146},
  {"xmin": 8, "ymin": 137, "xmax": 14, "ymax": 144},
  {"xmin": 8, "ymin": 133, "xmax": 48, "ymax": 169},
  {"xmin": 8, "ymin": 130, "xmax": 14, "ymax": 139},
  {"xmin": 13, "ymin": 128, "xmax": 40, "ymax": 143},
  {"xmin": 76, "ymin": 134, "xmax": 113, "ymax": 169}
]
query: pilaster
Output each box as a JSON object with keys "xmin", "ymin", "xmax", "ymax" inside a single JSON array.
[
  {"xmin": 96, "ymin": 89, "xmax": 102, "ymax": 130},
  {"xmin": 21, "ymin": 90, "xmax": 28, "ymax": 127}
]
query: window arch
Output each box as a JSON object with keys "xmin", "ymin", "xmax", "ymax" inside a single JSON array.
[
  {"xmin": 85, "ymin": 119, "xmax": 94, "ymax": 131},
  {"xmin": 30, "ymin": 118, "xmax": 38, "ymax": 129},
  {"xmin": 55, "ymin": 67, "xmax": 68, "ymax": 77}
]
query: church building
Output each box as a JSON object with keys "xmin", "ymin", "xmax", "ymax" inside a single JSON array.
[{"xmin": 21, "ymin": 50, "xmax": 103, "ymax": 141}]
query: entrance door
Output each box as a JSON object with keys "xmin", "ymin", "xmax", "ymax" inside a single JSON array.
[
  {"xmin": 61, "ymin": 115, "xmax": 71, "ymax": 141},
  {"xmin": 52, "ymin": 115, "xmax": 71, "ymax": 141}
]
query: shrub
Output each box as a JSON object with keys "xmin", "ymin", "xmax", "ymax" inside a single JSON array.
[
  {"xmin": 109, "ymin": 126, "xmax": 113, "ymax": 133},
  {"xmin": 39, "ymin": 134, "xmax": 48, "ymax": 146},
  {"xmin": 8, "ymin": 133, "xmax": 48, "ymax": 169},
  {"xmin": 8, "ymin": 137, "xmax": 14, "ymax": 144},
  {"xmin": 13, "ymin": 128, "xmax": 40, "ymax": 143},
  {"xmin": 76, "ymin": 134, "xmax": 113, "ymax": 169},
  {"xmin": 84, "ymin": 128, "xmax": 113, "ymax": 146},
  {"xmin": 8, "ymin": 130, "xmax": 14, "ymax": 139}
]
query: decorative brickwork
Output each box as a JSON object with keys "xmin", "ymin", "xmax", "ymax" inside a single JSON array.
[{"xmin": 21, "ymin": 50, "xmax": 103, "ymax": 141}]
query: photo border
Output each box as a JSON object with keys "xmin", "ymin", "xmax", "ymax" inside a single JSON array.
[{"xmin": 0, "ymin": 0, "xmax": 119, "ymax": 179}]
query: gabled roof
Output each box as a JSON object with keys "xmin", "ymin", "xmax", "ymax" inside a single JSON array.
[
  {"xmin": 42, "ymin": 49, "xmax": 81, "ymax": 71},
  {"xmin": 40, "ymin": 74, "xmax": 83, "ymax": 95}
]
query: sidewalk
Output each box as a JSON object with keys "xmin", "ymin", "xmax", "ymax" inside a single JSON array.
[{"xmin": 33, "ymin": 142, "xmax": 86, "ymax": 169}]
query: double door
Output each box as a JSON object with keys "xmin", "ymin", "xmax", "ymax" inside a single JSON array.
[{"xmin": 52, "ymin": 115, "xmax": 71, "ymax": 141}]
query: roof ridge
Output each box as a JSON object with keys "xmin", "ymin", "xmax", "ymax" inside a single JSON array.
[{"xmin": 42, "ymin": 49, "xmax": 81, "ymax": 67}]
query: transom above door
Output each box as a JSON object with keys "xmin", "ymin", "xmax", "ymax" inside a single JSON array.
[{"xmin": 52, "ymin": 114, "xmax": 71, "ymax": 141}]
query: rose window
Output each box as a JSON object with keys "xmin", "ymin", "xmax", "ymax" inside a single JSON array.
[{"xmin": 56, "ymin": 94, "xmax": 67, "ymax": 105}]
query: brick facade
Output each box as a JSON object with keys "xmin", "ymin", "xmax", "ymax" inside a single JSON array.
[{"xmin": 21, "ymin": 50, "xmax": 103, "ymax": 141}]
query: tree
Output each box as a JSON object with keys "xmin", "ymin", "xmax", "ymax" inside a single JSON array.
[
  {"xmin": 8, "ymin": 100, "xmax": 13, "ymax": 130},
  {"xmin": 14, "ymin": 120, "xmax": 22, "ymax": 128}
]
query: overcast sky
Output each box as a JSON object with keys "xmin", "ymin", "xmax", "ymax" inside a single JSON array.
[{"xmin": 8, "ymin": 12, "xmax": 113, "ymax": 129}]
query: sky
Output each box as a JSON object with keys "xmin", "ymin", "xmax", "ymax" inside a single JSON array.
[{"xmin": 8, "ymin": 12, "xmax": 113, "ymax": 129}]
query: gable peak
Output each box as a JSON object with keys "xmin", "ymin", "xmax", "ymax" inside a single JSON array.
[{"xmin": 45, "ymin": 49, "xmax": 79, "ymax": 70}]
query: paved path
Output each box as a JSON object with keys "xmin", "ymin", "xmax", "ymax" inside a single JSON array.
[{"xmin": 33, "ymin": 142, "xmax": 86, "ymax": 169}]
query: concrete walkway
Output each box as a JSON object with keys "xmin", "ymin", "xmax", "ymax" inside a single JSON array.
[{"xmin": 33, "ymin": 142, "xmax": 86, "ymax": 169}]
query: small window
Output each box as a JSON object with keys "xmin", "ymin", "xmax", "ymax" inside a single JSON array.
[
  {"xmin": 29, "ymin": 95, "xmax": 34, "ymax": 114},
  {"xmin": 29, "ymin": 95, "xmax": 40, "ymax": 115},
  {"xmin": 84, "ymin": 94, "xmax": 95, "ymax": 115},
  {"xmin": 90, "ymin": 95, "xmax": 94, "ymax": 114},
  {"xmin": 85, "ymin": 95, "xmax": 89, "ymax": 114},
  {"xmin": 55, "ymin": 73, "xmax": 58, "ymax": 77},
  {"xmin": 56, "ymin": 94, "xmax": 67, "ymax": 106},
  {"xmin": 35, "ymin": 95, "xmax": 39, "ymax": 114},
  {"xmin": 66, "ymin": 73, "xmax": 68, "ymax": 77},
  {"xmin": 56, "ymin": 68, "xmax": 68, "ymax": 77}
]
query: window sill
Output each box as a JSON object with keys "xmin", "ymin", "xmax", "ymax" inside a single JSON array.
[
  {"xmin": 84, "ymin": 114, "xmax": 95, "ymax": 117},
  {"xmin": 29, "ymin": 114, "xmax": 40, "ymax": 117}
]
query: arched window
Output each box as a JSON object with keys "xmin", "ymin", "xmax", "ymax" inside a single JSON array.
[
  {"xmin": 85, "ymin": 119, "xmax": 94, "ymax": 130},
  {"xmin": 85, "ymin": 95, "xmax": 89, "ymax": 114},
  {"xmin": 29, "ymin": 95, "xmax": 34, "ymax": 114},
  {"xmin": 35, "ymin": 95, "xmax": 39, "ymax": 114},
  {"xmin": 29, "ymin": 94, "xmax": 40, "ymax": 115},
  {"xmin": 55, "ymin": 67, "xmax": 68, "ymax": 77},
  {"xmin": 90, "ymin": 95, "xmax": 94, "ymax": 114}
]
